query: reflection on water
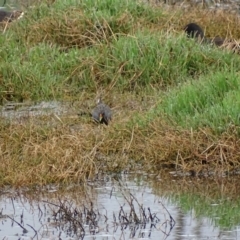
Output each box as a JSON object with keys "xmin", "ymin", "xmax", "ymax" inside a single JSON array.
[{"xmin": 0, "ymin": 174, "xmax": 239, "ymax": 239}]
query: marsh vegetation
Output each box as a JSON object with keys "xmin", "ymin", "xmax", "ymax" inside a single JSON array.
[{"xmin": 1, "ymin": 0, "xmax": 240, "ymax": 187}]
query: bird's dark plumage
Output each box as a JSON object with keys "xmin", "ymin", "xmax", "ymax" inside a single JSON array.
[
  {"xmin": 184, "ymin": 23, "xmax": 204, "ymax": 40},
  {"xmin": 184, "ymin": 22, "xmax": 240, "ymax": 54},
  {"xmin": 92, "ymin": 99, "xmax": 112, "ymax": 125}
]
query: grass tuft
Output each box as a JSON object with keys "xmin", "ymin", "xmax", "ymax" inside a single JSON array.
[{"xmin": 1, "ymin": 0, "xmax": 240, "ymax": 186}]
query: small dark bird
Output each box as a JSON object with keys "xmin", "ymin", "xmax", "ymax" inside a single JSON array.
[
  {"xmin": 184, "ymin": 23, "xmax": 204, "ymax": 40},
  {"xmin": 184, "ymin": 23, "xmax": 227, "ymax": 46},
  {"xmin": 184, "ymin": 22, "xmax": 240, "ymax": 54},
  {"xmin": 92, "ymin": 98, "xmax": 112, "ymax": 125},
  {"xmin": 0, "ymin": 10, "xmax": 24, "ymax": 22}
]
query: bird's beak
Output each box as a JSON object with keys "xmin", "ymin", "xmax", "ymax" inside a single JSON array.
[{"xmin": 99, "ymin": 113, "xmax": 103, "ymax": 122}]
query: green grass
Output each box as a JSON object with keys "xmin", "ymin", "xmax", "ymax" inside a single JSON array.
[
  {"xmin": 1, "ymin": 0, "xmax": 240, "ymax": 202},
  {"xmin": 1, "ymin": 0, "xmax": 240, "ymax": 133},
  {"xmin": 150, "ymin": 70, "xmax": 240, "ymax": 132}
]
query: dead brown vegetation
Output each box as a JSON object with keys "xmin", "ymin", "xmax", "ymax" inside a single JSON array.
[
  {"xmin": 6, "ymin": 3, "xmax": 240, "ymax": 50},
  {"xmin": 18, "ymin": 9, "xmax": 131, "ymax": 49},
  {"xmin": 1, "ymin": 3, "xmax": 240, "ymax": 187},
  {"xmin": 1, "ymin": 92, "xmax": 240, "ymax": 187},
  {"xmin": 176, "ymin": 8, "xmax": 240, "ymax": 39}
]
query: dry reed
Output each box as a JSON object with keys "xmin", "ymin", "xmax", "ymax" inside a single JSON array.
[
  {"xmin": 1, "ymin": 2, "xmax": 240, "ymax": 187},
  {"xmin": 1, "ymin": 92, "xmax": 240, "ymax": 187}
]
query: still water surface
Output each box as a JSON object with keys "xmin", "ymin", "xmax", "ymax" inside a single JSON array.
[{"xmin": 0, "ymin": 174, "xmax": 239, "ymax": 240}]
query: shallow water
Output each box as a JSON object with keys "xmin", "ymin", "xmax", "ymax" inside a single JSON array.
[
  {"xmin": 0, "ymin": 101, "xmax": 73, "ymax": 121},
  {"xmin": 0, "ymin": 174, "xmax": 240, "ymax": 240}
]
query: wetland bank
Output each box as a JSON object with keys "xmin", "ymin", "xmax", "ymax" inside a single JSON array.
[{"xmin": 1, "ymin": 0, "xmax": 240, "ymax": 238}]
